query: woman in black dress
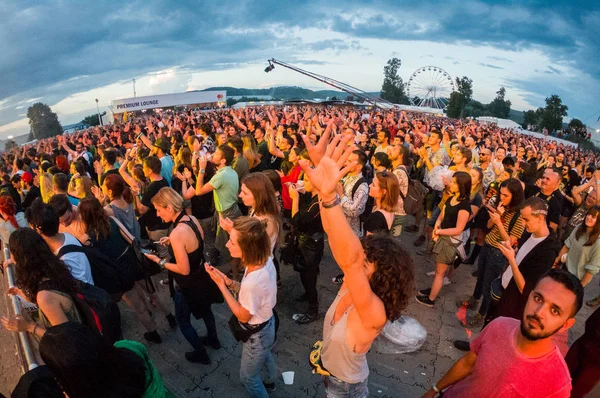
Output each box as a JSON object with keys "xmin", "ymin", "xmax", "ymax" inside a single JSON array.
[
  {"xmin": 145, "ymin": 187, "xmax": 222, "ymax": 365},
  {"xmin": 364, "ymin": 171, "xmax": 400, "ymax": 235}
]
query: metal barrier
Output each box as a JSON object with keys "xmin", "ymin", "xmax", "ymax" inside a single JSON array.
[{"xmin": 2, "ymin": 242, "xmax": 38, "ymax": 371}]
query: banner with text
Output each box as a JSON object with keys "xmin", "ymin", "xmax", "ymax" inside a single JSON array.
[{"xmin": 111, "ymin": 91, "xmax": 226, "ymax": 113}]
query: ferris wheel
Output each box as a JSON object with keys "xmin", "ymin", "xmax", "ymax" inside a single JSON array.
[{"xmin": 407, "ymin": 66, "xmax": 455, "ymax": 109}]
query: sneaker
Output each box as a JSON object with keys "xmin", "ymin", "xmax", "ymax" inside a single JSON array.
[
  {"xmin": 587, "ymin": 296, "xmax": 600, "ymax": 307},
  {"xmin": 418, "ymin": 288, "xmax": 432, "ymax": 296},
  {"xmin": 293, "ymin": 312, "xmax": 317, "ymax": 324},
  {"xmin": 413, "ymin": 235, "xmax": 426, "ymax": 247},
  {"xmin": 332, "ymin": 274, "xmax": 344, "ymax": 284},
  {"xmin": 200, "ymin": 336, "xmax": 222, "ymax": 350},
  {"xmin": 143, "ymin": 330, "xmax": 162, "ymax": 344},
  {"xmin": 455, "ymin": 296, "xmax": 479, "ymax": 310},
  {"xmin": 426, "ymin": 271, "xmax": 435, "ymax": 277},
  {"xmin": 443, "ymin": 276, "xmax": 451, "ymax": 286},
  {"xmin": 461, "ymin": 312, "xmax": 484, "ymax": 328},
  {"xmin": 263, "ymin": 382, "xmax": 276, "ymax": 393},
  {"xmin": 453, "ymin": 340, "xmax": 470, "ymax": 351},
  {"xmin": 415, "ymin": 295, "xmax": 435, "ymax": 308},
  {"xmin": 166, "ymin": 313, "xmax": 177, "ymax": 329},
  {"xmin": 405, "ymin": 225, "xmax": 419, "ymax": 233},
  {"xmin": 185, "ymin": 349, "xmax": 211, "ymax": 364}
]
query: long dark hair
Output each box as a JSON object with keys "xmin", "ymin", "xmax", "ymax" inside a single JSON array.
[
  {"xmin": 9, "ymin": 228, "xmax": 77, "ymax": 302},
  {"xmin": 500, "ymin": 178, "xmax": 525, "ymax": 211},
  {"xmin": 79, "ymin": 198, "xmax": 111, "ymax": 241},
  {"xmin": 575, "ymin": 206, "xmax": 600, "ymax": 246},
  {"xmin": 40, "ymin": 322, "xmax": 146, "ymax": 397},
  {"xmin": 363, "ymin": 234, "xmax": 415, "ymax": 321},
  {"xmin": 453, "ymin": 171, "xmax": 472, "ymax": 201},
  {"xmin": 241, "ymin": 173, "xmax": 283, "ymax": 246}
]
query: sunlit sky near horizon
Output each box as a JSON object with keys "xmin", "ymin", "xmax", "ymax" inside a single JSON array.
[{"xmin": 1, "ymin": 0, "xmax": 599, "ymax": 139}]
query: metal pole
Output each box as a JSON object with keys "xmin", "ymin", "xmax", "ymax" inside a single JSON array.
[
  {"xmin": 95, "ymin": 99, "xmax": 102, "ymax": 126},
  {"xmin": 133, "ymin": 78, "xmax": 136, "ymax": 98},
  {"xmin": 3, "ymin": 245, "xmax": 38, "ymax": 371}
]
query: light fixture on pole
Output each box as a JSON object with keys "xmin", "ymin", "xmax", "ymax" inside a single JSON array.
[
  {"xmin": 95, "ymin": 98, "xmax": 103, "ymax": 126},
  {"xmin": 133, "ymin": 78, "xmax": 136, "ymax": 98}
]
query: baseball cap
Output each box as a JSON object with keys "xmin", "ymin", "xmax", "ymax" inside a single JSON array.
[
  {"xmin": 21, "ymin": 172, "xmax": 33, "ymax": 184},
  {"xmin": 153, "ymin": 138, "xmax": 170, "ymax": 153}
]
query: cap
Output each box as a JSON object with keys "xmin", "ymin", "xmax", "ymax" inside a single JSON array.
[
  {"xmin": 21, "ymin": 172, "xmax": 33, "ymax": 184},
  {"xmin": 153, "ymin": 138, "xmax": 170, "ymax": 153}
]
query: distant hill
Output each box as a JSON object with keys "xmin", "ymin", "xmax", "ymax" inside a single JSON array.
[
  {"xmin": 201, "ymin": 86, "xmax": 380, "ymax": 100},
  {"xmin": 509, "ymin": 109, "xmax": 525, "ymax": 124}
]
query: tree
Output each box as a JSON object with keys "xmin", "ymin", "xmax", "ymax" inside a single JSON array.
[
  {"xmin": 455, "ymin": 76, "xmax": 473, "ymax": 119},
  {"xmin": 445, "ymin": 76, "xmax": 473, "ymax": 119},
  {"xmin": 487, "ymin": 87, "xmax": 512, "ymax": 119},
  {"xmin": 81, "ymin": 112, "xmax": 106, "ymax": 127},
  {"xmin": 27, "ymin": 103, "xmax": 63, "ymax": 140},
  {"xmin": 4, "ymin": 139, "xmax": 17, "ymax": 152},
  {"xmin": 380, "ymin": 58, "xmax": 409, "ymax": 105},
  {"xmin": 446, "ymin": 91, "xmax": 466, "ymax": 119},
  {"xmin": 523, "ymin": 110, "xmax": 538, "ymax": 130},
  {"xmin": 568, "ymin": 118, "xmax": 584, "ymax": 129},
  {"xmin": 538, "ymin": 95, "xmax": 568, "ymax": 133}
]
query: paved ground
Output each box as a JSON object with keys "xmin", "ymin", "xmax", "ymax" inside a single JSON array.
[{"xmin": 2, "ymin": 220, "xmax": 600, "ymax": 397}]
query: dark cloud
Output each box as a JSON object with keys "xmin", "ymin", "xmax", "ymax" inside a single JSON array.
[{"xmin": 0, "ymin": 0, "xmax": 598, "ymax": 130}]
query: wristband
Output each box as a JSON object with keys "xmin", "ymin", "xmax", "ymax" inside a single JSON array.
[
  {"xmin": 136, "ymin": 133, "xmax": 143, "ymax": 139},
  {"xmin": 199, "ymin": 169, "xmax": 205, "ymax": 174},
  {"xmin": 432, "ymin": 384, "xmax": 440, "ymax": 394},
  {"xmin": 159, "ymin": 258, "xmax": 167, "ymax": 267},
  {"xmin": 321, "ymin": 194, "xmax": 341, "ymax": 208}
]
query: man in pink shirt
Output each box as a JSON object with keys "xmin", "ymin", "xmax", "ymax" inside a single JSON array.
[{"xmin": 423, "ymin": 268, "xmax": 584, "ymax": 398}]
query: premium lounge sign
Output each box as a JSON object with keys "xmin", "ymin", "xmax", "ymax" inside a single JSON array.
[{"xmin": 111, "ymin": 91, "xmax": 226, "ymax": 113}]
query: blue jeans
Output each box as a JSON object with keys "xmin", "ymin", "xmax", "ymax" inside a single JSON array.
[
  {"xmin": 324, "ymin": 375, "xmax": 369, "ymax": 398},
  {"xmin": 173, "ymin": 289, "xmax": 217, "ymax": 350},
  {"xmin": 240, "ymin": 316, "xmax": 277, "ymax": 398},
  {"xmin": 472, "ymin": 244, "xmax": 508, "ymax": 317}
]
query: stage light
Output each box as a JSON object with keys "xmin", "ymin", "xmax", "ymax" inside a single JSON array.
[{"xmin": 264, "ymin": 61, "xmax": 275, "ymax": 73}]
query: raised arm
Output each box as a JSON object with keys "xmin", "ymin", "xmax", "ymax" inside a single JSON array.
[{"xmin": 299, "ymin": 135, "xmax": 385, "ymax": 331}]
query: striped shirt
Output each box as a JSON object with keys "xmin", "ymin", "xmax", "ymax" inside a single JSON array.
[{"xmin": 484, "ymin": 209, "xmax": 525, "ymax": 248}]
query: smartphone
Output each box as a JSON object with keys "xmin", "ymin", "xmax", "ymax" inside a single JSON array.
[{"xmin": 140, "ymin": 248, "xmax": 155, "ymax": 255}]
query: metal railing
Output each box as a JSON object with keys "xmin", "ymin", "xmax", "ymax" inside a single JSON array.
[{"xmin": 2, "ymin": 242, "xmax": 38, "ymax": 371}]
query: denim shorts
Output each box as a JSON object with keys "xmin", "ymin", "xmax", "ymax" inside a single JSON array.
[{"xmin": 324, "ymin": 375, "xmax": 369, "ymax": 398}]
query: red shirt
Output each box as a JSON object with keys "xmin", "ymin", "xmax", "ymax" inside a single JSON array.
[
  {"xmin": 280, "ymin": 165, "xmax": 301, "ymax": 210},
  {"xmin": 444, "ymin": 317, "xmax": 571, "ymax": 398}
]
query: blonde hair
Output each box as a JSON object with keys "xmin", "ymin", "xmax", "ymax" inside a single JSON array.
[
  {"xmin": 151, "ymin": 187, "xmax": 183, "ymax": 213},
  {"xmin": 242, "ymin": 135, "xmax": 260, "ymax": 169},
  {"xmin": 40, "ymin": 173, "xmax": 54, "ymax": 203},
  {"xmin": 233, "ymin": 216, "xmax": 271, "ymax": 266},
  {"xmin": 75, "ymin": 176, "xmax": 94, "ymax": 199}
]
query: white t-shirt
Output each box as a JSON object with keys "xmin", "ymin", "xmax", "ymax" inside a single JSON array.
[
  {"xmin": 239, "ymin": 258, "xmax": 277, "ymax": 325},
  {"xmin": 55, "ymin": 233, "xmax": 94, "ymax": 285},
  {"xmin": 501, "ymin": 234, "xmax": 547, "ymax": 288}
]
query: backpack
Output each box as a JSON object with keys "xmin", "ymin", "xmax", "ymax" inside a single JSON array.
[
  {"xmin": 396, "ymin": 166, "xmax": 428, "ymax": 215},
  {"xmin": 37, "ymin": 280, "xmax": 122, "ymax": 344},
  {"xmin": 111, "ymin": 217, "xmax": 162, "ymax": 293},
  {"xmin": 351, "ymin": 177, "xmax": 373, "ymax": 225},
  {"xmin": 57, "ymin": 244, "xmax": 135, "ymax": 295},
  {"xmin": 72, "ymin": 281, "xmax": 122, "ymax": 344}
]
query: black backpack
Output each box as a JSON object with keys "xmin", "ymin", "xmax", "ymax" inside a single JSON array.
[
  {"xmin": 72, "ymin": 281, "xmax": 122, "ymax": 344},
  {"xmin": 396, "ymin": 166, "xmax": 429, "ymax": 215},
  {"xmin": 57, "ymin": 244, "xmax": 135, "ymax": 295}
]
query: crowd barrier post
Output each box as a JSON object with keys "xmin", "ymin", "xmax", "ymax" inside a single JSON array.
[{"xmin": 2, "ymin": 241, "xmax": 38, "ymax": 371}]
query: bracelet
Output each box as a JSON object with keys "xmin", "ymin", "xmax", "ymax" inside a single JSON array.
[
  {"xmin": 159, "ymin": 258, "xmax": 167, "ymax": 267},
  {"xmin": 136, "ymin": 133, "xmax": 143, "ymax": 139},
  {"xmin": 432, "ymin": 384, "xmax": 440, "ymax": 394},
  {"xmin": 321, "ymin": 194, "xmax": 341, "ymax": 208}
]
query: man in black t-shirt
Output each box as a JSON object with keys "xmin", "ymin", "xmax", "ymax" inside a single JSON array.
[
  {"xmin": 525, "ymin": 168, "xmax": 564, "ymax": 232},
  {"xmin": 138, "ymin": 156, "xmax": 170, "ymax": 258}
]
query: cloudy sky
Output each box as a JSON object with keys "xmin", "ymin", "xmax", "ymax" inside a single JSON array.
[{"xmin": 1, "ymin": 0, "xmax": 599, "ymax": 139}]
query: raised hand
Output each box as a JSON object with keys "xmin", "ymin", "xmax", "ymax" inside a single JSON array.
[{"xmin": 299, "ymin": 135, "xmax": 356, "ymax": 200}]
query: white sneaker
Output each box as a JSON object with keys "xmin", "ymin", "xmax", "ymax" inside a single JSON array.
[
  {"xmin": 443, "ymin": 276, "xmax": 451, "ymax": 286},
  {"xmin": 426, "ymin": 271, "xmax": 435, "ymax": 277}
]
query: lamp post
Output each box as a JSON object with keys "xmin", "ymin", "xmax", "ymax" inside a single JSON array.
[{"xmin": 95, "ymin": 98, "xmax": 102, "ymax": 126}]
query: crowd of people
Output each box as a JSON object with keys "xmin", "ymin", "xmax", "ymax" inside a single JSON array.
[{"xmin": 0, "ymin": 104, "xmax": 599, "ymax": 397}]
